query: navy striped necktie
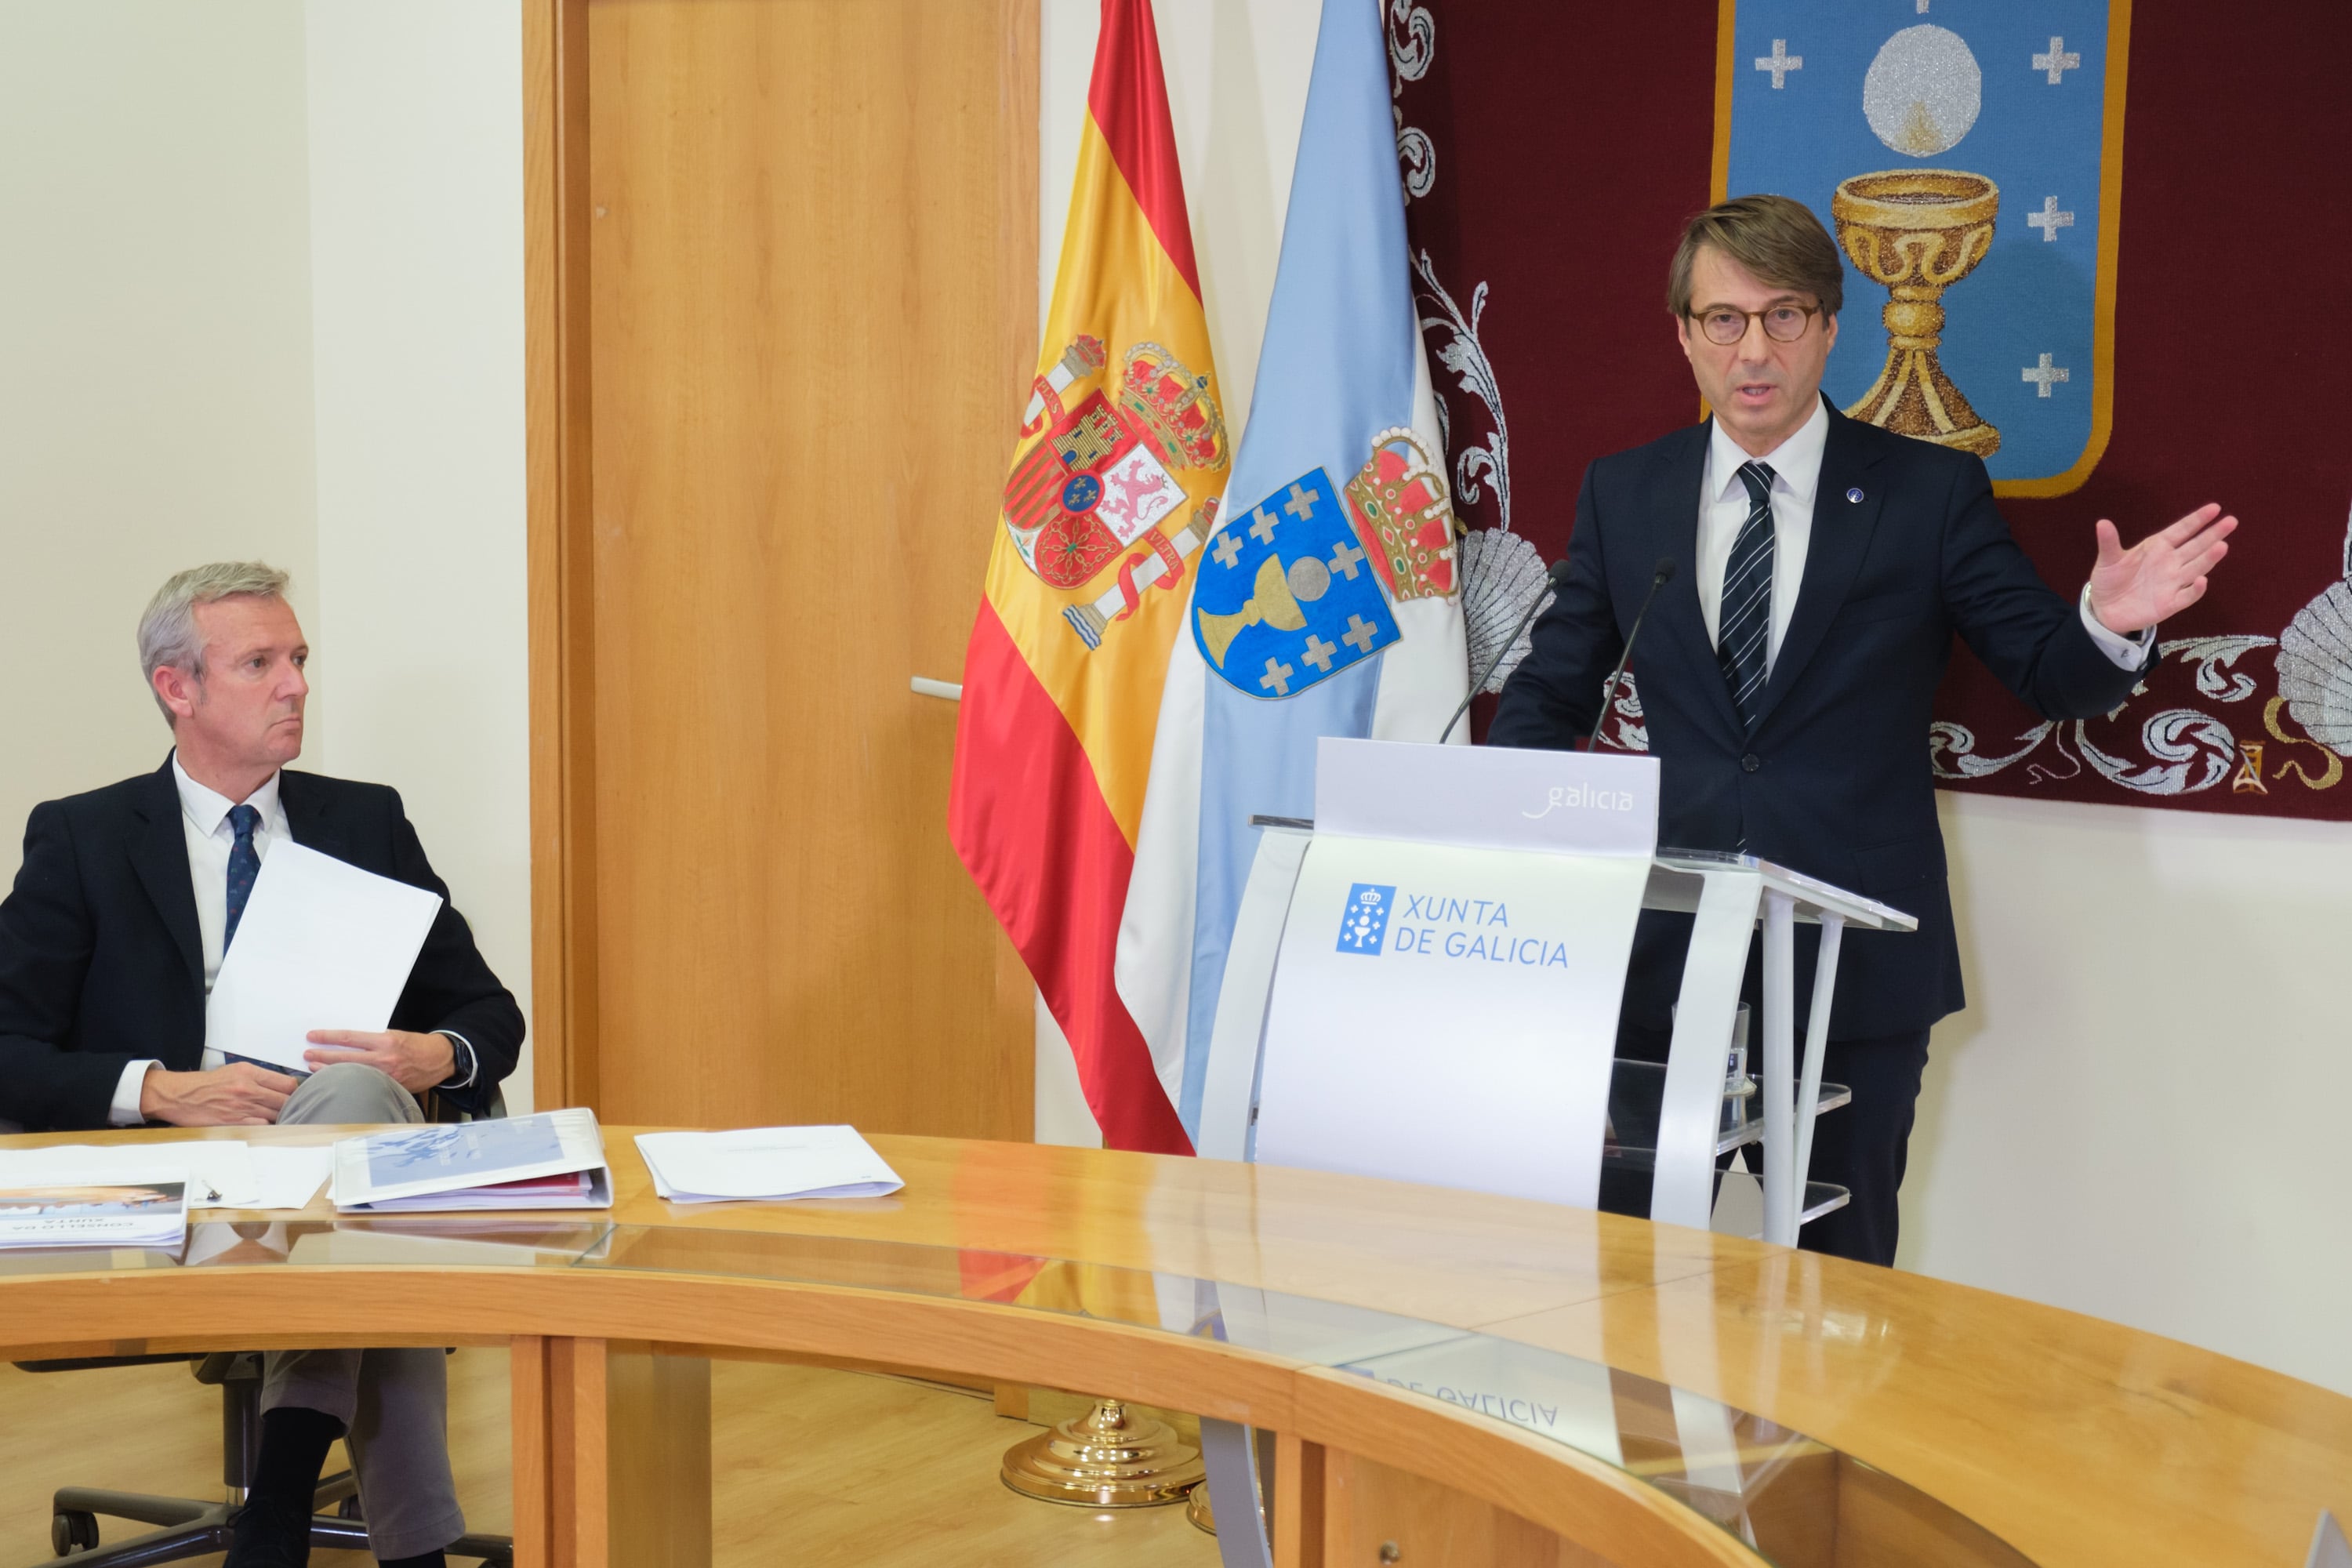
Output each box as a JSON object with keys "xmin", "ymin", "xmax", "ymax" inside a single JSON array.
[
  {"xmin": 224, "ymin": 804, "xmax": 261, "ymax": 949},
  {"xmin": 1718, "ymin": 459, "xmax": 1777, "ymax": 731}
]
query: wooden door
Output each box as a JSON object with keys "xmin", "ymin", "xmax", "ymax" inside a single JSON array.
[{"xmin": 524, "ymin": 0, "xmax": 1039, "ymax": 1134}]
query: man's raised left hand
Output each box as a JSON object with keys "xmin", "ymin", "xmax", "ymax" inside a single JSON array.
[
  {"xmin": 303, "ymin": 1029, "xmax": 456, "ymax": 1094},
  {"xmin": 2088, "ymin": 503, "xmax": 2238, "ymax": 635}
]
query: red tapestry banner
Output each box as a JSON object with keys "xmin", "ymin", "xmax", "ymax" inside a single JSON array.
[{"xmin": 1393, "ymin": 0, "xmax": 2351, "ymax": 818}]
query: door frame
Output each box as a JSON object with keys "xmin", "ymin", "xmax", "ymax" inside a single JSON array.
[{"xmin": 522, "ymin": 0, "xmax": 598, "ymax": 1113}]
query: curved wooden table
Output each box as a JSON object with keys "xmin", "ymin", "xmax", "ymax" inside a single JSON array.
[{"xmin": 0, "ymin": 1127, "xmax": 2344, "ymax": 1567}]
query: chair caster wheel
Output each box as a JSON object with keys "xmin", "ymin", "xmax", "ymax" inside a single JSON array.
[{"xmin": 52, "ymin": 1509, "xmax": 99, "ymax": 1555}]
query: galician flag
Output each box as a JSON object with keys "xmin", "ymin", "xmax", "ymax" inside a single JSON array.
[
  {"xmin": 949, "ymin": 0, "xmax": 1227, "ymax": 1155},
  {"xmin": 1117, "ymin": 0, "xmax": 1468, "ymax": 1139}
]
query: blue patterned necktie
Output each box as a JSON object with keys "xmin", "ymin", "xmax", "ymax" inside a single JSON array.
[
  {"xmin": 1718, "ymin": 459, "xmax": 1778, "ymax": 731},
  {"xmin": 223, "ymin": 804, "xmax": 261, "ymax": 950}
]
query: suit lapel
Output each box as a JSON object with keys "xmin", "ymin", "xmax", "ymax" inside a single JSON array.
[
  {"xmin": 129, "ymin": 760, "xmax": 203, "ymax": 989},
  {"xmin": 1640, "ymin": 423, "xmax": 1745, "ymax": 742},
  {"xmin": 278, "ymin": 771, "xmax": 345, "ymax": 859},
  {"xmin": 1748, "ymin": 407, "xmax": 1888, "ymax": 735}
]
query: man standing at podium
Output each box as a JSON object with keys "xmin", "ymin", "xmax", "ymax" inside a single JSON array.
[{"xmin": 1490, "ymin": 196, "xmax": 2236, "ymax": 1266}]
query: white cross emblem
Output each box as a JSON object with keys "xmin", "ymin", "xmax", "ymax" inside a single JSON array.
[
  {"xmin": 1341, "ymin": 615, "xmax": 1380, "ymax": 655},
  {"xmin": 2027, "ymin": 195, "xmax": 2075, "ymax": 241},
  {"xmin": 1282, "ymin": 481, "xmax": 1319, "ymax": 523},
  {"xmin": 1248, "ymin": 505, "xmax": 1280, "ymax": 545},
  {"xmin": 1328, "ymin": 540, "xmax": 1367, "ymax": 580},
  {"xmin": 1260, "ymin": 657, "xmax": 1294, "ymax": 696},
  {"xmin": 1210, "ymin": 532, "xmax": 1243, "ymax": 569},
  {"xmin": 1753, "ymin": 38, "xmax": 1802, "ymax": 89},
  {"xmin": 2033, "ymin": 37, "xmax": 2080, "ymax": 85},
  {"xmin": 2022, "ymin": 353, "xmax": 2071, "ymax": 397},
  {"xmin": 1300, "ymin": 633, "xmax": 1338, "ymax": 673}
]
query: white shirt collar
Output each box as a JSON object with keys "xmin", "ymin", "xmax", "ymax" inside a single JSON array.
[
  {"xmin": 1708, "ymin": 397, "xmax": 1830, "ymax": 509},
  {"xmin": 171, "ymin": 752, "xmax": 284, "ymax": 840}
]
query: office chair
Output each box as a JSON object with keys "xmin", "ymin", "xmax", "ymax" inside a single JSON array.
[{"xmin": 18, "ymin": 1350, "xmax": 513, "ymax": 1565}]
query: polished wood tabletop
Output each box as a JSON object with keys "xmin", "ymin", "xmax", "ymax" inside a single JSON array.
[{"xmin": 1, "ymin": 1123, "xmax": 2344, "ymax": 1567}]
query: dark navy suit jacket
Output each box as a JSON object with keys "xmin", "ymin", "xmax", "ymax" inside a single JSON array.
[
  {"xmin": 0, "ymin": 758, "xmax": 524, "ymax": 1130},
  {"xmin": 1490, "ymin": 402, "xmax": 2147, "ymax": 1038}
]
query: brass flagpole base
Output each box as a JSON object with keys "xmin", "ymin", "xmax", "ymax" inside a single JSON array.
[
  {"xmin": 1186, "ymin": 1479, "xmax": 1216, "ymax": 1534},
  {"xmin": 1000, "ymin": 1398, "xmax": 1204, "ymax": 1507}
]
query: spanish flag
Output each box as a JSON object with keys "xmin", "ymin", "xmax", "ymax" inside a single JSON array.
[{"xmin": 949, "ymin": 0, "xmax": 1225, "ymax": 1154}]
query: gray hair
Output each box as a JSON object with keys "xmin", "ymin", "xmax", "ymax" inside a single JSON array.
[{"xmin": 137, "ymin": 561, "xmax": 292, "ymax": 724}]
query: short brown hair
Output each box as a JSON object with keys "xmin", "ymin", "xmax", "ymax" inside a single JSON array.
[{"xmin": 1667, "ymin": 194, "xmax": 1843, "ymax": 320}]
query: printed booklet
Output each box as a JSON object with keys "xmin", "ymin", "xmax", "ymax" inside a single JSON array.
[
  {"xmin": 0, "ymin": 1181, "xmax": 188, "ymax": 1250},
  {"xmin": 331, "ymin": 1108, "xmax": 612, "ymax": 1213}
]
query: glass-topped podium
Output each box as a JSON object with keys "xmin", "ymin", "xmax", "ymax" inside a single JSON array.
[{"xmin": 1222, "ymin": 816, "xmax": 1908, "ymax": 1249}]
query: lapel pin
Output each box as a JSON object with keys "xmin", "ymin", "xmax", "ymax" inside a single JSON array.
[{"xmin": 1846, "ymin": 487, "xmax": 1864, "ymax": 503}]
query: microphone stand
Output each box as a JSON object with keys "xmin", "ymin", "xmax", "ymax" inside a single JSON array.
[
  {"xmin": 1439, "ymin": 558, "xmax": 1573, "ymax": 745},
  {"xmin": 1585, "ymin": 558, "xmax": 1677, "ymax": 751}
]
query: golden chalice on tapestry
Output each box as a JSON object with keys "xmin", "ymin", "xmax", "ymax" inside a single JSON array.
[{"xmin": 1832, "ymin": 169, "xmax": 2002, "ymax": 457}]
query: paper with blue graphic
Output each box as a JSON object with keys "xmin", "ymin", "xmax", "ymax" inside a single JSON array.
[
  {"xmin": 1726, "ymin": 1, "xmax": 2120, "ymax": 486},
  {"xmin": 1192, "ymin": 471, "xmax": 1399, "ymax": 699},
  {"xmin": 331, "ymin": 1107, "xmax": 611, "ymax": 1212},
  {"xmin": 1114, "ymin": 0, "xmax": 1468, "ymax": 1146}
]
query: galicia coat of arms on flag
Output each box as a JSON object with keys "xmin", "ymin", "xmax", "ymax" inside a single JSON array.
[
  {"xmin": 1721, "ymin": 0, "xmax": 2125, "ymax": 495},
  {"xmin": 1192, "ymin": 468, "xmax": 1402, "ymax": 701}
]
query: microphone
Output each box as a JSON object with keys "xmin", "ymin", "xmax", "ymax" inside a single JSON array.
[
  {"xmin": 1439, "ymin": 557, "xmax": 1574, "ymax": 744},
  {"xmin": 1585, "ymin": 557, "xmax": 1677, "ymax": 752}
]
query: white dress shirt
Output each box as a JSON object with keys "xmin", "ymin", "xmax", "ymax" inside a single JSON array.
[
  {"xmin": 107, "ymin": 755, "xmax": 474, "ymax": 1124},
  {"xmin": 1695, "ymin": 401, "xmax": 2154, "ymax": 673}
]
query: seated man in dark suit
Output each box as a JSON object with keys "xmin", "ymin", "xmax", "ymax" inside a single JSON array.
[
  {"xmin": 1492, "ymin": 196, "xmax": 2234, "ymax": 1268},
  {"xmin": 0, "ymin": 561, "xmax": 524, "ymax": 1568}
]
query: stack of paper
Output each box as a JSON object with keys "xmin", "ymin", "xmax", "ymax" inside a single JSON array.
[
  {"xmin": 0, "ymin": 1181, "xmax": 187, "ymax": 1250},
  {"xmin": 0, "ymin": 1142, "xmax": 258, "ymax": 1208},
  {"xmin": 205, "ymin": 841, "xmax": 445, "ymax": 1073},
  {"xmin": 635, "ymin": 1126, "xmax": 904, "ymax": 1203},
  {"xmin": 331, "ymin": 1109, "xmax": 612, "ymax": 1213}
]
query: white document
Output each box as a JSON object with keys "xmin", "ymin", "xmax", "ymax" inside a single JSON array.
[
  {"xmin": 0, "ymin": 1142, "xmax": 258, "ymax": 1209},
  {"xmin": 332, "ymin": 1108, "xmax": 611, "ymax": 1212},
  {"xmin": 205, "ymin": 841, "xmax": 442, "ymax": 1072},
  {"xmin": 635, "ymin": 1126, "xmax": 905, "ymax": 1203},
  {"xmin": 248, "ymin": 1146, "xmax": 335, "ymax": 1210}
]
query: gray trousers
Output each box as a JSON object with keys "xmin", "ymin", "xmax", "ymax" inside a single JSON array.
[{"xmin": 262, "ymin": 1063, "xmax": 465, "ymax": 1560}]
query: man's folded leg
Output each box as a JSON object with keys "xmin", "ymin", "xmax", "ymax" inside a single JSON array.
[{"xmin": 230, "ymin": 1062, "xmax": 463, "ymax": 1566}]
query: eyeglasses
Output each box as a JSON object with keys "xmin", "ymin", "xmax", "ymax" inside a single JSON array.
[{"xmin": 1690, "ymin": 302, "xmax": 1822, "ymax": 346}]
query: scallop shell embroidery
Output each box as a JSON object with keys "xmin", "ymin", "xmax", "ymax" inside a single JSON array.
[
  {"xmin": 2276, "ymin": 506, "xmax": 2352, "ymax": 754},
  {"xmin": 1459, "ymin": 527, "xmax": 1550, "ymax": 692}
]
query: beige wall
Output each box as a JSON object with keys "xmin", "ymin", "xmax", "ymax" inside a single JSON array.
[
  {"xmin": 0, "ymin": 2, "xmax": 532, "ymax": 1109},
  {"xmin": 1034, "ymin": 0, "xmax": 2352, "ymax": 1399},
  {"xmin": 1920, "ymin": 794, "xmax": 2352, "ymax": 1396},
  {"xmin": 303, "ymin": 0, "xmax": 532, "ymax": 1109},
  {"xmin": 0, "ymin": 2, "xmax": 321, "ymax": 828}
]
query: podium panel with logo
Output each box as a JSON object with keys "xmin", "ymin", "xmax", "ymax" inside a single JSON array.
[{"xmin": 1191, "ymin": 738, "xmax": 1917, "ymax": 1568}]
